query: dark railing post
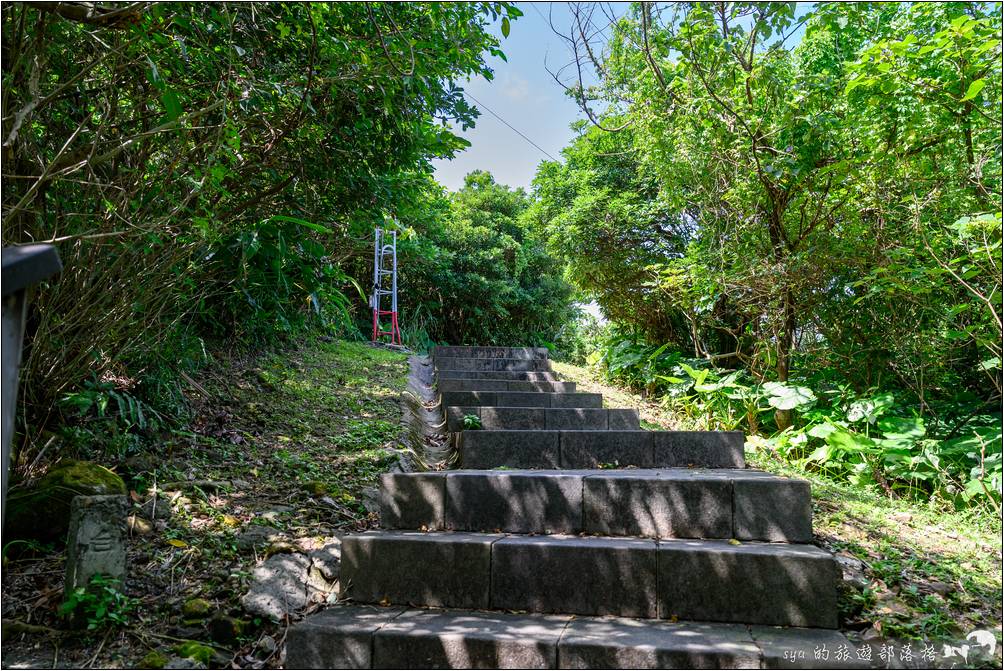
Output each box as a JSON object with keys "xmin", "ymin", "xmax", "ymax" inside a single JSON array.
[{"xmin": 2, "ymin": 244, "xmax": 62, "ymax": 513}]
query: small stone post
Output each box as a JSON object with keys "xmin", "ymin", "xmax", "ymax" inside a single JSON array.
[{"xmin": 64, "ymin": 494, "xmax": 128, "ymax": 596}]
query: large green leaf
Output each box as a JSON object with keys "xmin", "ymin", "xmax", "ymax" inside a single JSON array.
[
  {"xmin": 826, "ymin": 429, "xmax": 878, "ymax": 454},
  {"xmin": 846, "ymin": 393, "xmax": 895, "ymax": 424},
  {"xmin": 270, "ymin": 215, "xmax": 334, "ymax": 235},
  {"xmin": 960, "ymin": 78, "xmax": 986, "ymax": 101},
  {"xmin": 762, "ymin": 382, "xmax": 817, "ymax": 410}
]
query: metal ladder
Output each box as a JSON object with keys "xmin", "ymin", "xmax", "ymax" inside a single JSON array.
[{"xmin": 370, "ymin": 227, "xmax": 402, "ymax": 345}]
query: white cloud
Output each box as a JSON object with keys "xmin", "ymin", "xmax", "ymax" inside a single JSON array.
[{"xmin": 500, "ymin": 72, "xmax": 531, "ymax": 101}]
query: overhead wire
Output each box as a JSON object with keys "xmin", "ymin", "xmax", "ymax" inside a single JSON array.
[{"xmin": 462, "ymin": 91, "xmax": 560, "ymax": 162}]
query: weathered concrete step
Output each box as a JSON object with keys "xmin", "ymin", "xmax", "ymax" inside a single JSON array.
[
  {"xmin": 339, "ymin": 531, "xmax": 839, "ymax": 627},
  {"xmin": 438, "ymin": 379, "xmax": 577, "ymax": 393},
  {"xmin": 437, "ymin": 370, "xmax": 557, "ymax": 381},
  {"xmin": 461, "ymin": 430, "xmax": 745, "ymax": 469},
  {"xmin": 379, "ymin": 469, "xmax": 811, "ymax": 542},
  {"xmin": 287, "ymin": 604, "xmax": 862, "ymax": 669},
  {"xmin": 434, "ymin": 356, "xmax": 552, "ymax": 372},
  {"xmin": 442, "ymin": 390, "xmax": 602, "ymax": 409},
  {"xmin": 447, "ymin": 407, "xmax": 640, "ymax": 432},
  {"xmin": 432, "ymin": 345, "xmax": 549, "ymax": 360}
]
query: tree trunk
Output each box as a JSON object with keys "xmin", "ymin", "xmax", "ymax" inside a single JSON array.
[{"xmin": 774, "ymin": 287, "xmax": 797, "ymax": 431}]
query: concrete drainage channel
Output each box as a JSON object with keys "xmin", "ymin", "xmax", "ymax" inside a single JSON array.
[
  {"xmin": 399, "ymin": 353, "xmax": 454, "ymax": 469},
  {"xmin": 286, "ymin": 346, "xmax": 862, "ymax": 669}
]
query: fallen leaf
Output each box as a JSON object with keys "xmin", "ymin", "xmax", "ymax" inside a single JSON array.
[{"xmin": 167, "ymin": 539, "xmax": 188, "ymax": 548}]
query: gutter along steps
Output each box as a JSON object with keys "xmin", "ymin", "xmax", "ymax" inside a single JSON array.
[{"xmin": 287, "ymin": 345, "xmax": 854, "ymax": 669}]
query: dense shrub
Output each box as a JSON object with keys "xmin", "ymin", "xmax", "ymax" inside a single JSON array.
[
  {"xmin": 396, "ymin": 171, "xmax": 576, "ymax": 348},
  {"xmin": 1, "ymin": 2, "xmax": 521, "ymax": 456},
  {"xmin": 587, "ymin": 332, "xmax": 1002, "ymax": 512}
]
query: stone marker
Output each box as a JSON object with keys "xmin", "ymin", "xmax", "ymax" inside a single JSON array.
[{"xmin": 64, "ymin": 494, "xmax": 128, "ymax": 595}]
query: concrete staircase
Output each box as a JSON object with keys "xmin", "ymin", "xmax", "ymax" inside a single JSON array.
[{"xmin": 287, "ymin": 346, "xmax": 858, "ymax": 669}]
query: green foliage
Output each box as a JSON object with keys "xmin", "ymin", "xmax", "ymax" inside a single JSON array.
[
  {"xmin": 528, "ymin": 2, "xmax": 1001, "ymax": 511},
  {"xmin": 551, "ymin": 312, "xmax": 609, "ymax": 364},
  {"xmin": 60, "ymin": 377, "xmax": 160, "ymax": 429},
  {"xmin": 2, "ymin": 1, "xmax": 522, "ymax": 450},
  {"xmin": 202, "ymin": 215, "xmax": 360, "ymax": 341},
  {"xmin": 399, "ymin": 171, "xmax": 576, "ymax": 346},
  {"xmin": 462, "ymin": 414, "xmax": 482, "ymax": 430},
  {"xmin": 527, "ymin": 127, "xmax": 692, "ymax": 345},
  {"xmin": 59, "ymin": 575, "xmax": 136, "ymax": 630},
  {"xmin": 534, "ymin": 1, "xmax": 1001, "ymax": 399},
  {"xmin": 54, "ymin": 375, "xmax": 174, "ymax": 462},
  {"xmin": 589, "ymin": 333, "xmax": 1002, "ymax": 511},
  {"xmin": 762, "ymin": 383, "xmax": 817, "ymax": 412}
]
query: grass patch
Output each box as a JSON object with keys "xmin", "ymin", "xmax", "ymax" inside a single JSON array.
[{"xmin": 1, "ymin": 337, "xmax": 408, "ymax": 668}]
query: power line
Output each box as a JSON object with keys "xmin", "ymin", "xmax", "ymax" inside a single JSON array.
[
  {"xmin": 529, "ymin": 2, "xmax": 549, "ymax": 24},
  {"xmin": 463, "ymin": 91, "xmax": 559, "ymax": 162}
]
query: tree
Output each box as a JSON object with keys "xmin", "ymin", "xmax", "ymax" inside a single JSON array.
[
  {"xmin": 1, "ymin": 1, "xmax": 522, "ymax": 427},
  {"xmin": 401, "ymin": 171, "xmax": 576, "ymax": 346},
  {"xmin": 540, "ymin": 1, "xmax": 1001, "ymax": 427},
  {"xmin": 526, "ymin": 123, "xmax": 697, "ymax": 348}
]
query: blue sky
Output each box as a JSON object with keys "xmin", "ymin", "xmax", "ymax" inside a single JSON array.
[
  {"xmin": 432, "ymin": 2, "xmax": 813, "ymax": 193},
  {"xmin": 432, "ymin": 2, "xmax": 613, "ymax": 192}
]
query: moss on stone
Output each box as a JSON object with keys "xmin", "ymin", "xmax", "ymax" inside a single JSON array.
[
  {"xmin": 301, "ymin": 480, "xmax": 328, "ymax": 496},
  {"xmin": 5, "ymin": 460, "xmax": 126, "ymax": 542},
  {"xmin": 174, "ymin": 641, "xmax": 214, "ymax": 665},
  {"xmin": 181, "ymin": 598, "xmax": 213, "ymax": 619},
  {"xmin": 138, "ymin": 650, "xmax": 169, "ymax": 669},
  {"xmin": 40, "ymin": 459, "xmax": 125, "ymax": 495}
]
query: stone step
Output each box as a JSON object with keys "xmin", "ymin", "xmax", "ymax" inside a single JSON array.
[
  {"xmin": 461, "ymin": 430, "xmax": 745, "ymax": 469},
  {"xmin": 442, "ymin": 390, "xmax": 602, "ymax": 409},
  {"xmin": 447, "ymin": 407, "xmax": 640, "ymax": 432},
  {"xmin": 438, "ymin": 379, "xmax": 578, "ymax": 393},
  {"xmin": 432, "ymin": 345, "xmax": 549, "ymax": 360},
  {"xmin": 338, "ymin": 531, "xmax": 839, "ymax": 627},
  {"xmin": 378, "ymin": 469, "xmax": 811, "ymax": 542},
  {"xmin": 287, "ymin": 604, "xmax": 861, "ymax": 669},
  {"xmin": 437, "ymin": 370, "xmax": 557, "ymax": 381},
  {"xmin": 434, "ymin": 357, "xmax": 553, "ymax": 372}
]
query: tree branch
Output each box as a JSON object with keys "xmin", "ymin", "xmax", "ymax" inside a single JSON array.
[{"xmin": 32, "ymin": 2, "xmax": 145, "ymax": 28}]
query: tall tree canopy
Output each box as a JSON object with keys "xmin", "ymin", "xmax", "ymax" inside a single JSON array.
[
  {"xmin": 1, "ymin": 2, "xmax": 522, "ymax": 421},
  {"xmin": 537, "ymin": 1, "xmax": 1001, "ymax": 425},
  {"xmin": 400, "ymin": 170, "xmax": 576, "ymax": 346}
]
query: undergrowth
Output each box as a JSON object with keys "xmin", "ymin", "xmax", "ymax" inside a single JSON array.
[{"xmin": 1, "ymin": 337, "xmax": 408, "ymax": 669}]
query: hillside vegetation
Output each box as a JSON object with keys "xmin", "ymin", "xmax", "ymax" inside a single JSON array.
[
  {"xmin": 2, "ymin": 339, "xmax": 407, "ymax": 668},
  {"xmin": 4, "ymin": 4, "xmax": 999, "ymax": 516},
  {"xmin": 535, "ymin": 2, "xmax": 1002, "ymax": 516},
  {"xmin": 0, "ymin": 2, "xmax": 999, "ymax": 659}
]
